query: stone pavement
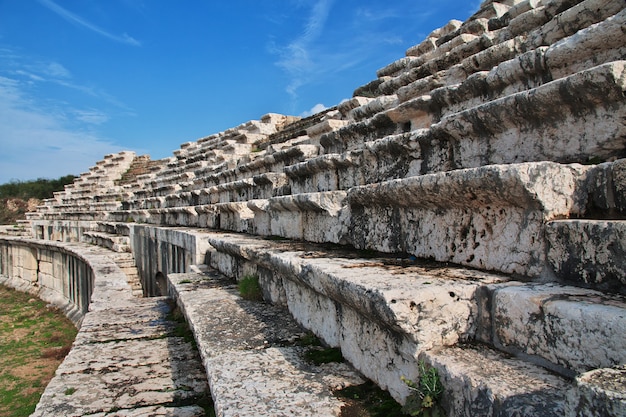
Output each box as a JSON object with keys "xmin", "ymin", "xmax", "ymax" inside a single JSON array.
[{"xmin": 29, "ymin": 246, "xmax": 210, "ymax": 417}]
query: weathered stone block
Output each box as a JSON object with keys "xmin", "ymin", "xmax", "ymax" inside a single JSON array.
[
  {"xmin": 493, "ymin": 284, "xmax": 626, "ymax": 374},
  {"xmin": 546, "ymin": 220, "xmax": 626, "ymax": 293}
]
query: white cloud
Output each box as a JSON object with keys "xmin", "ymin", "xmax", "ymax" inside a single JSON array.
[
  {"xmin": 300, "ymin": 103, "xmax": 327, "ymax": 117},
  {"xmin": 73, "ymin": 109, "xmax": 110, "ymax": 125},
  {"xmin": 273, "ymin": 0, "xmax": 334, "ymax": 101},
  {"xmin": 38, "ymin": 0, "xmax": 141, "ymax": 47},
  {"xmin": 0, "ymin": 76, "xmax": 123, "ymax": 183}
]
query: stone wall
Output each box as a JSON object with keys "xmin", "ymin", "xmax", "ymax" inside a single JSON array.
[
  {"xmin": 129, "ymin": 225, "xmax": 213, "ymax": 296},
  {"xmin": 0, "ymin": 237, "xmax": 95, "ymax": 325}
]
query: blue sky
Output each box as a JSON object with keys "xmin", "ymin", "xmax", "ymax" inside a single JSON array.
[{"xmin": 0, "ymin": 0, "xmax": 479, "ymax": 184}]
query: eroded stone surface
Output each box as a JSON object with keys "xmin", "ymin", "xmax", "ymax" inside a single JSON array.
[
  {"xmin": 493, "ymin": 284, "xmax": 626, "ymax": 374},
  {"xmin": 24, "ymin": 243, "xmax": 210, "ymax": 417},
  {"xmin": 574, "ymin": 365, "xmax": 626, "ymax": 417},
  {"xmin": 168, "ymin": 271, "xmax": 365, "ymax": 417},
  {"xmin": 547, "ymin": 220, "xmax": 626, "ymax": 294},
  {"xmin": 423, "ymin": 344, "xmax": 571, "ymax": 417}
]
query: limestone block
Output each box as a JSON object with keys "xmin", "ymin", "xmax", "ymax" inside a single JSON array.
[
  {"xmin": 423, "ymin": 345, "xmax": 571, "ymax": 417},
  {"xmin": 546, "ymin": 220, "xmax": 626, "ymax": 293},
  {"xmin": 247, "ymin": 199, "xmax": 271, "ymax": 235},
  {"xmin": 493, "ymin": 284, "xmax": 626, "ymax": 374},
  {"xmin": 268, "ymin": 191, "xmax": 348, "ymax": 242},
  {"xmin": 528, "ymin": 0, "xmax": 625, "ymax": 47},
  {"xmin": 359, "ymin": 131, "xmax": 423, "ymax": 183},
  {"xmin": 506, "ymin": 0, "xmax": 542, "ymax": 20},
  {"xmin": 474, "ymin": 2, "xmax": 512, "ymax": 20},
  {"xmin": 377, "ymin": 56, "xmax": 419, "ymax": 78},
  {"xmin": 195, "ymin": 205, "xmax": 218, "ymax": 228},
  {"xmin": 306, "ymin": 119, "xmax": 349, "ymax": 142},
  {"xmin": 215, "ymin": 202, "xmax": 254, "ymax": 233},
  {"xmin": 337, "ymin": 96, "xmax": 374, "ymax": 116},
  {"xmin": 507, "ymin": 6, "xmax": 550, "ymax": 37},
  {"xmin": 285, "ymin": 153, "xmax": 359, "ymax": 194},
  {"xmin": 434, "ymin": 61, "xmax": 626, "ymax": 169},
  {"xmin": 573, "ymin": 365, "xmax": 626, "ymax": 417},
  {"xmin": 453, "ymin": 35, "xmax": 523, "ymax": 84},
  {"xmin": 406, "ymin": 36, "xmax": 438, "ymax": 58},
  {"xmin": 320, "ymin": 113, "xmax": 400, "ymax": 154},
  {"xmin": 430, "ymin": 19, "xmax": 464, "ymax": 39},
  {"xmin": 349, "ymin": 95, "xmax": 398, "ymax": 121},
  {"xmin": 396, "ymin": 71, "xmax": 446, "ymax": 103},
  {"xmin": 282, "ymin": 276, "xmax": 342, "ymax": 346},
  {"xmin": 336, "ymin": 301, "xmax": 418, "ymax": 402},
  {"xmin": 348, "ymin": 162, "xmax": 589, "ymax": 276},
  {"xmin": 385, "ymin": 95, "xmax": 433, "ymax": 129},
  {"xmin": 460, "ymin": 17, "xmax": 491, "ymax": 36},
  {"xmin": 545, "ymin": 8, "xmax": 626, "ymax": 80}
]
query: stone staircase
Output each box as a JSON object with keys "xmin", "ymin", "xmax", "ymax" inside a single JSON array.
[
  {"xmin": 25, "ymin": 0, "xmax": 626, "ymax": 415},
  {"xmin": 82, "ymin": 222, "xmax": 144, "ymax": 297}
]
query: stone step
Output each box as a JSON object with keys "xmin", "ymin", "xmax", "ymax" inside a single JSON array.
[
  {"xmin": 341, "ymin": 57, "xmax": 626, "ymax": 176},
  {"xmin": 347, "ymin": 161, "xmax": 600, "ymax": 276},
  {"xmin": 430, "ymin": 60, "xmax": 626, "ymax": 169},
  {"xmin": 328, "ymin": 61, "xmax": 626, "ymax": 164},
  {"xmin": 82, "ymin": 231, "xmax": 131, "ymax": 253},
  {"xmin": 202, "ymin": 234, "xmax": 508, "ymax": 401},
  {"xmin": 27, "ymin": 243, "xmax": 210, "ymax": 417},
  {"xmin": 320, "ymin": 113, "xmax": 403, "ymax": 154},
  {"xmin": 189, "ymin": 144, "xmax": 319, "ymax": 191},
  {"xmin": 547, "ymin": 219, "xmax": 626, "ymax": 294},
  {"xmin": 395, "ymin": 8, "xmax": 626, "ymax": 126},
  {"xmin": 370, "ymin": 0, "xmax": 621, "ymax": 99},
  {"xmin": 202, "ymin": 231, "xmax": 626, "ymax": 411},
  {"xmin": 117, "ymin": 160, "xmax": 625, "ymax": 284},
  {"xmin": 422, "ymin": 344, "xmax": 572, "ymax": 416},
  {"xmin": 488, "ymin": 283, "xmax": 626, "ymax": 375},
  {"xmin": 95, "ymin": 221, "xmax": 131, "ymax": 236},
  {"xmin": 425, "ymin": 345, "xmax": 626, "ymax": 416},
  {"xmin": 161, "ymin": 173, "xmax": 290, "ymax": 208},
  {"xmin": 32, "ymin": 297, "xmax": 209, "ymax": 416},
  {"xmin": 167, "ymin": 269, "xmax": 366, "ymax": 417},
  {"xmin": 420, "ymin": 10, "xmax": 626, "ymax": 118}
]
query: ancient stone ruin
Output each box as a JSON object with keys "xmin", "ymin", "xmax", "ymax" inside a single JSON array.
[{"xmin": 1, "ymin": 0, "xmax": 625, "ymax": 415}]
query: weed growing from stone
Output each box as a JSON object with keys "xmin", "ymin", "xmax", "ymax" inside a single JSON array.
[
  {"xmin": 64, "ymin": 387, "xmax": 76, "ymax": 396},
  {"xmin": 401, "ymin": 361, "xmax": 445, "ymax": 417},
  {"xmin": 297, "ymin": 332, "xmax": 321, "ymax": 347},
  {"xmin": 238, "ymin": 275, "xmax": 263, "ymax": 301}
]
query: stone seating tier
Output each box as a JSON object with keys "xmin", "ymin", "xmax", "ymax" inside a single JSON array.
[
  {"xmin": 22, "ymin": 0, "xmax": 626, "ymax": 415},
  {"xmin": 199, "ymin": 231, "xmax": 626, "ymax": 414},
  {"xmin": 361, "ymin": 0, "xmax": 621, "ymax": 100}
]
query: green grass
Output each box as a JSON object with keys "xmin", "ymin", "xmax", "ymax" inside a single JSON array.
[
  {"xmin": 238, "ymin": 275, "xmax": 263, "ymax": 301},
  {"xmin": 0, "ymin": 285, "xmax": 77, "ymax": 417}
]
